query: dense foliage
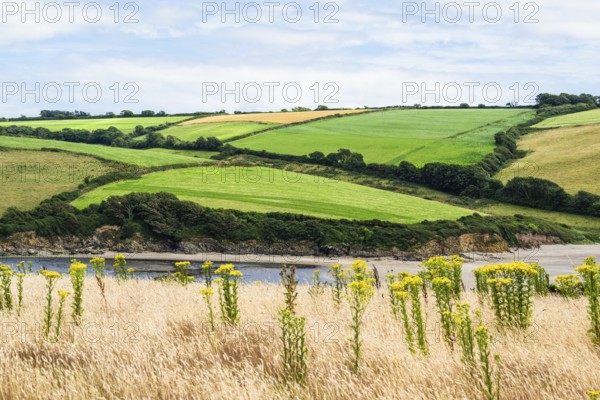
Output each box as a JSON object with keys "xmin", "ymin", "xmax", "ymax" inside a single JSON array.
[
  {"xmin": 0, "ymin": 125, "xmax": 223, "ymax": 151},
  {"xmin": 0, "ymin": 192, "xmax": 580, "ymax": 252}
]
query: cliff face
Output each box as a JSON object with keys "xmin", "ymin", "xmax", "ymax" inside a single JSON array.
[{"xmin": 0, "ymin": 226, "xmax": 563, "ymax": 258}]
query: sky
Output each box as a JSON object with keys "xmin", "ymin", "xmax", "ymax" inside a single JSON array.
[{"xmin": 0, "ymin": 0, "xmax": 598, "ymax": 117}]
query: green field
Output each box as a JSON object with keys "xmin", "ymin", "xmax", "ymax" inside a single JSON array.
[
  {"xmin": 72, "ymin": 167, "xmax": 476, "ymax": 223},
  {"xmin": 496, "ymin": 124, "xmax": 600, "ymax": 195},
  {"xmin": 533, "ymin": 109, "xmax": 600, "ymax": 128},
  {"xmin": 155, "ymin": 122, "xmax": 279, "ymax": 141},
  {"xmin": 0, "ymin": 116, "xmax": 189, "ymax": 133},
  {"xmin": 145, "ymin": 148, "xmax": 218, "ymax": 160},
  {"xmin": 231, "ymin": 109, "xmax": 534, "ymax": 165},
  {"xmin": 0, "ymin": 150, "xmax": 110, "ymax": 215},
  {"xmin": 0, "ymin": 136, "xmax": 207, "ymax": 167},
  {"xmin": 476, "ymin": 202, "xmax": 600, "ymax": 233}
]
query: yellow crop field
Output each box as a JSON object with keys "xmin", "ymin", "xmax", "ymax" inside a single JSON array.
[{"xmin": 180, "ymin": 109, "xmax": 371, "ymax": 125}]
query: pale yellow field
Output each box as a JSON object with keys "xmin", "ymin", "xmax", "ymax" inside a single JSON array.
[
  {"xmin": 1, "ymin": 275, "xmax": 598, "ymax": 399},
  {"xmin": 497, "ymin": 124, "xmax": 600, "ymax": 194},
  {"xmin": 180, "ymin": 109, "xmax": 370, "ymax": 125}
]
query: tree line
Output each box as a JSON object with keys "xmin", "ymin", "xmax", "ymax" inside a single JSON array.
[{"xmin": 0, "ymin": 192, "xmax": 583, "ymax": 252}]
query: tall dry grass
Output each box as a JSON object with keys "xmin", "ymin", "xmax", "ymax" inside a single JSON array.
[{"xmin": 0, "ymin": 275, "xmax": 598, "ymax": 399}]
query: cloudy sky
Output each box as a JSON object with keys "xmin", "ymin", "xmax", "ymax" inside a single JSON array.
[{"xmin": 0, "ymin": 0, "xmax": 598, "ymax": 116}]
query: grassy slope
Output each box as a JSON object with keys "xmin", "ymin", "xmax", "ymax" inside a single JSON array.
[
  {"xmin": 496, "ymin": 124, "xmax": 600, "ymax": 194},
  {"xmin": 0, "ymin": 277, "xmax": 597, "ymax": 399},
  {"xmin": 0, "ymin": 150, "xmax": 110, "ymax": 215},
  {"xmin": 533, "ymin": 108, "xmax": 600, "ymax": 128},
  {"xmin": 146, "ymin": 122, "xmax": 278, "ymax": 141},
  {"xmin": 72, "ymin": 167, "xmax": 476, "ymax": 223},
  {"xmin": 0, "ymin": 136, "xmax": 207, "ymax": 167},
  {"xmin": 236, "ymin": 155, "xmax": 600, "ymax": 233},
  {"xmin": 231, "ymin": 109, "xmax": 534, "ymax": 165},
  {"xmin": 475, "ymin": 202, "xmax": 600, "ymax": 233},
  {"xmin": 0, "ymin": 116, "xmax": 188, "ymax": 133}
]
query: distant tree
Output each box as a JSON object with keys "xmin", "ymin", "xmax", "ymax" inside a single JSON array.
[
  {"xmin": 105, "ymin": 112, "xmax": 116, "ymax": 117},
  {"xmin": 281, "ymin": 109, "xmax": 289, "ymax": 112},
  {"xmin": 478, "ymin": 104, "xmax": 486, "ymax": 108},
  {"xmin": 121, "ymin": 110, "xmax": 134, "ymax": 117},
  {"xmin": 308, "ymin": 151, "xmax": 325, "ymax": 162},
  {"xmin": 133, "ymin": 125, "xmax": 146, "ymax": 136},
  {"xmin": 205, "ymin": 137, "xmax": 223, "ymax": 151},
  {"xmin": 140, "ymin": 110, "xmax": 156, "ymax": 117},
  {"xmin": 292, "ymin": 106, "xmax": 311, "ymax": 112},
  {"xmin": 156, "ymin": 111, "xmax": 166, "ymax": 116},
  {"xmin": 459, "ymin": 103, "xmax": 470, "ymax": 108},
  {"xmin": 315, "ymin": 105, "xmax": 329, "ymax": 111}
]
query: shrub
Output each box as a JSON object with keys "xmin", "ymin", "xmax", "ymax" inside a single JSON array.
[
  {"xmin": 554, "ymin": 275, "xmax": 581, "ymax": 298},
  {"xmin": 214, "ymin": 264, "xmax": 242, "ymax": 326},
  {"xmin": 474, "ymin": 262, "xmax": 539, "ymax": 329},
  {"xmin": 575, "ymin": 257, "xmax": 600, "ymax": 343},
  {"xmin": 419, "ymin": 255, "xmax": 463, "ymax": 298},
  {"xmin": 69, "ymin": 260, "xmax": 87, "ymax": 325}
]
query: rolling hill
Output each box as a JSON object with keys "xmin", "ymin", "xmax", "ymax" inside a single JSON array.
[
  {"xmin": 72, "ymin": 166, "xmax": 477, "ymax": 223},
  {"xmin": 230, "ymin": 109, "xmax": 534, "ymax": 165}
]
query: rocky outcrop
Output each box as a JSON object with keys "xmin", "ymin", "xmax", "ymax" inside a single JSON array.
[{"xmin": 0, "ymin": 226, "xmax": 564, "ymax": 258}]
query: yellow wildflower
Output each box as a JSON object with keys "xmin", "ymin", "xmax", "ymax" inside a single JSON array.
[
  {"xmin": 214, "ymin": 263, "xmax": 235, "ymax": 275},
  {"xmin": 41, "ymin": 270, "xmax": 61, "ymax": 279},
  {"xmin": 230, "ymin": 270, "xmax": 243, "ymax": 278},
  {"xmin": 175, "ymin": 261, "xmax": 191, "ymax": 268},
  {"xmin": 431, "ymin": 277, "xmax": 452, "ymax": 286}
]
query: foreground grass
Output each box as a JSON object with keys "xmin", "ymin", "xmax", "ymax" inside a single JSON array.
[
  {"xmin": 533, "ymin": 109, "xmax": 600, "ymax": 128},
  {"xmin": 0, "ymin": 116, "xmax": 188, "ymax": 133},
  {"xmin": 0, "ymin": 150, "xmax": 111, "ymax": 215},
  {"xmin": 145, "ymin": 121, "xmax": 278, "ymax": 141},
  {"xmin": 0, "ymin": 276, "xmax": 597, "ymax": 399},
  {"xmin": 497, "ymin": 124, "xmax": 600, "ymax": 194},
  {"xmin": 72, "ymin": 166, "xmax": 476, "ymax": 223},
  {"xmin": 0, "ymin": 136, "xmax": 206, "ymax": 167},
  {"xmin": 231, "ymin": 109, "xmax": 534, "ymax": 165}
]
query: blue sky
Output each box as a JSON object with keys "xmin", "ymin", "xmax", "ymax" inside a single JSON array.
[{"xmin": 0, "ymin": 0, "xmax": 598, "ymax": 116}]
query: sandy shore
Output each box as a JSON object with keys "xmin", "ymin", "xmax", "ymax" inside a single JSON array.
[{"xmin": 46, "ymin": 243, "xmax": 599, "ymax": 288}]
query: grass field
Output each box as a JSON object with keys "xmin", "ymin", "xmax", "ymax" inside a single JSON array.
[
  {"xmin": 144, "ymin": 148, "xmax": 218, "ymax": 160},
  {"xmin": 0, "ymin": 136, "xmax": 207, "ymax": 167},
  {"xmin": 0, "ymin": 275, "xmax": 597, "ymax": 399},
  {"xmin": 147, "ymin": 121, "xmax": 279, "ymax": 141},
  {"xmin": 0, "ymin": 116, "xmax": 189, "ymax": 133},
  {"xmin": 181, "ymin": 109, "xmax": 369, "ymax": 125},
  {"xmin": 0, "ymin": 150, "xmax": 110, "ymax": 215},
  {"xmin": 533, "ymin": 109, "xmax": 600, "ymax": 128},
  {"xmin": 475, "ymin": 201, "xmax": 600, "ymax": 233},
  {"xmin": 231, "ymin": 109, "xmax": 535, "ymax": 165},
  {"xmin": 72, "ymin": 166, "xmax": 476, "ymax": 223},
  {"xmin": 496, "ymin": 124, "xmax": 600, "ymax": 194}
]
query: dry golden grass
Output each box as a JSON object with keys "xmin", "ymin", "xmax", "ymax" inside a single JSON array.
[
  {"xmin": 498, "ymin": 124, "xmax": 600, "ymax": 194},
  {"xmin": 180, "ymin": 110, "xmax": 369, "ymax": 125},
  {"xmin": 1, "ymin": 275, "xmax": 598, "ymax": 399}
]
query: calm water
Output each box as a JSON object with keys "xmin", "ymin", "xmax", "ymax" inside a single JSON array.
[{"xmin": 0, "ymin": 257, "xmax": 332, "ymax": 284}]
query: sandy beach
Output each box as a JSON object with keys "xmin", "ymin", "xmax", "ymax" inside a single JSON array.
[{"xmin": 45, "ymin": 243, "xmax": 599, "ymax": 289}]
